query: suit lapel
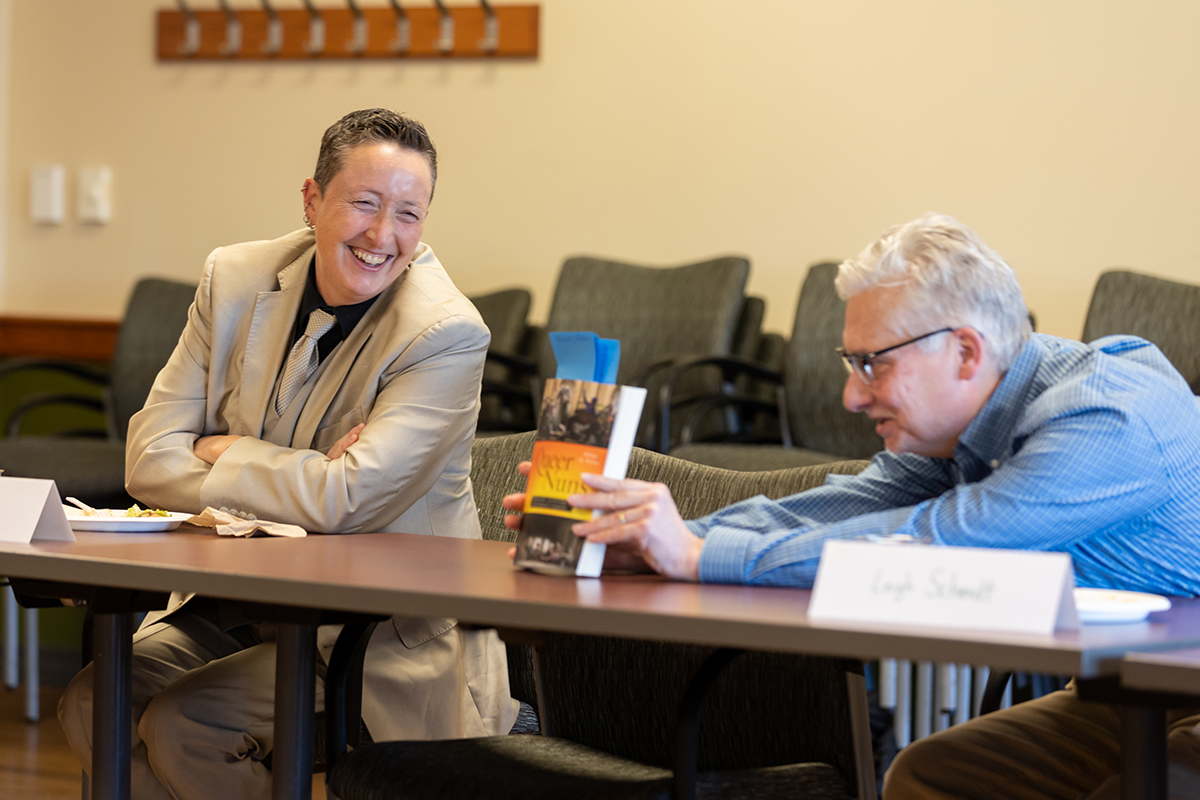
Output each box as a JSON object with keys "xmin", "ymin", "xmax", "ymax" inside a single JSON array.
[
  {"xmin": 292, "ymin": 267, "xmax": 410, "ymax": 448},
  {"xmin": 239, "ymin": 250, "xmax": 312, "ymax": 437}
]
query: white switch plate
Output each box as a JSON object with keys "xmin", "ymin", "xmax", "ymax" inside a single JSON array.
[
  {"xmin": 78, "ymin": 166, "xmax": 113, "ymax": 224},
  {"xmin": 31, "ymin": 164, "xmax": 65, "ymax": 225}
]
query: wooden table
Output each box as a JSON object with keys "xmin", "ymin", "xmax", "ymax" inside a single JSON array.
[{"xmin": 2, "ymin": 527, "xmax": 1198, "ymax": 800}]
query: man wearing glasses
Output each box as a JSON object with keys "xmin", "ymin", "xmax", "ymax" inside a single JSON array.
[{"xmin": 506, "ymin": 212, "xmax": 1200, "ymax": 796}]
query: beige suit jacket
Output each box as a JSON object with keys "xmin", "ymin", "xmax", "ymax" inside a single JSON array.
[{"xmin": 126, "ymin": 228, "xmax": 516, "ymax": 740}]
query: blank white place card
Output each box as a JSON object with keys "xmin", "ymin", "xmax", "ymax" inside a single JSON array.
[
  {"xmin": 809, "ymin": 540, "xmax": 1078, "ymax": 635},
  {"xmin": 0, "ymin": 477, "xmax": 75, "ymax": 543}
]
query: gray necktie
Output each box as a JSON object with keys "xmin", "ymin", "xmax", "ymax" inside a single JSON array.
[{"xmin": 276, "ymin": 308, "xmax": 337, "ymax": 414}]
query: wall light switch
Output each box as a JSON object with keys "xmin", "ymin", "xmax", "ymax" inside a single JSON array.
[
  {"xmin": 31, "ymin": 164, "xmax": 65, "ymax": 225},
  {"xmin": 78, "ymin": 166, "xmax": 113, "ymax": 224}
]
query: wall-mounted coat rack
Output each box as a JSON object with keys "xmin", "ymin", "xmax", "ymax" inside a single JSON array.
[{"xmin": 157, "ymin": 1, "xmax": 539, "ymax": 61}]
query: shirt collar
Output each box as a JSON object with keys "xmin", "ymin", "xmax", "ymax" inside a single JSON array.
[
  {"xmin": 954, "ymin": 335, "xmax": 1046, "ymax": 470},
  {"xmin": 297, "ymin": 258, "xmax": 376, "ymax": 338}
]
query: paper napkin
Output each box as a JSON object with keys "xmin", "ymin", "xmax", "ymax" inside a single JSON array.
[{"xmin": 186, "ymin": 507, "xmax": 307, "ymax": 538}]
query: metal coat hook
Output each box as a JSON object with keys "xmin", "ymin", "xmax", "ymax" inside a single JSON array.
[
  {"xmin": 432, "ymin": 0, "xmax": 454, "ymax": 54},
  {"xmin": 217, "ymin": 0, "xmax": 242, "ymax": 57},
  {"xmin": 387, "ymin": 0, "xmax": 410, "ymax": 55},
  {"xmin": 345, "ymin": 0, "xmax": 368, "ymax": 55},
  {"xmin": 175, "ymin": 0, "xmax": 200, "ymax": 56},
  {"xmin": 260, "ymin": 0, "xmax": 282, "ymax": 55},
  {"xmin": 302, "ymin": 0, "xmax": 326, "ymax": 54},
  {"xmin": 479, "ymin": 0, "xmax": 499, "ymax": 54}
]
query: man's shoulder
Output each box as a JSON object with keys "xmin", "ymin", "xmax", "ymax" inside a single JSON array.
[{"xmin": 1023, "ymin": 332, "xmax": 1197, "ymax": 428}]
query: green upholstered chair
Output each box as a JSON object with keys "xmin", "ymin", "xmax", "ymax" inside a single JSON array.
[
  {"xmin": 326, "ymin": 431, "xmax": 876, "ymax": 800},
  {"xmin": 533, "ymin": 255, "xmax": 752, "ymax": 449},
  {"xmin": 0, "ymin": 278, "xmax": 197, "ymax": 507},
  {"xmin": 469, "ymin": 287, "xmax": 538, "ymax": 433},
  {"xmin": 662, "ymin": 263, "xmax": 883, "ymax": 470}
]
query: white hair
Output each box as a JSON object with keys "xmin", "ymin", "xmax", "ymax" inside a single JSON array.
[{"xmin": 835, "ymin": 213, "xmax": 1032, "ymax": 371}]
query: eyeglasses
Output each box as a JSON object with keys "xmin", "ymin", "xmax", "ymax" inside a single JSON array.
[{"xmin": 835, "ymin": 327, "xmax": 955, "ymax": 384}]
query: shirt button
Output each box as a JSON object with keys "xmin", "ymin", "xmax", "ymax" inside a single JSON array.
[
  {"xmin": 219, "ymin": 506, "xmax": 229, "ymax": 514},
  {"xmin": 989, "ymin": 459, "xmax": 1000, "ymax": 468}
]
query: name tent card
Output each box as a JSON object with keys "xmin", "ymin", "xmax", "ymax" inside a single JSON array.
[
  {"xmin": 0, "ymin": 477, "xmax": 76, "ymax": 543},
  {"xmin": 809, "ymin": 541, "xmax": 1078, "ymax": 635}
]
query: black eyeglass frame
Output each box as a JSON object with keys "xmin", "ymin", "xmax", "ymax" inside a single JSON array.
[{"xmin": 835, "ymin": 327, "xmax": 956, "ymax": 384}]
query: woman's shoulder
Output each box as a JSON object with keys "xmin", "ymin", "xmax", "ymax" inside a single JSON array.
[
  {"xmin": 389, "ymin": 242, "xmax": 484, "ymax": 326},
  {"xmin": 208, "ymin": 228, "xmax": 315, "ymax": 275}
]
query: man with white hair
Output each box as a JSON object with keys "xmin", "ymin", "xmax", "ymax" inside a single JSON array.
[{"xmin": 505, "ymin": 213, "xmax": 1200, "ymax": 796}]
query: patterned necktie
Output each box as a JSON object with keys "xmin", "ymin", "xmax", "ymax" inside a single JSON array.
[{"xmin": 276, "ymin": 308, "xmax": 337, "ymax": 414}]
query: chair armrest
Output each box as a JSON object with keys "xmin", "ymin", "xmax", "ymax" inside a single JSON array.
[
  {"xmin": 485, "ymin": 350, "xmax": 538, "ymax": 376},
  {"xmin": 5, "ymin": 393, "xmax": 107, "ymax": 438},
  {"xmin": 323, "ymin": 620, "xmax": 383, "ymax": 770},
  {"xmin": 653, "ymin": 354, "xmax": 784, "ymax": 453},
  {"xmin": 675, "ymin": 392, "xmax": 785, "ymax": 448},
  {"xmin": 0, "ymin": 357, "xmax": 109, "ymax": 385}
]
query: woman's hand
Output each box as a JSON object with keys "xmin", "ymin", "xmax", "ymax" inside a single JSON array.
[
  {"xmin": 327, "ymin": 423, "xmax": 366, "ymax": 460},
  {"xmin": 193, "ymin": 435, "xmax": 242, "ymax": 465}
]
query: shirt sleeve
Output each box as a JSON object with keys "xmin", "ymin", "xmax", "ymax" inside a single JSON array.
[{"xmin": 693, "ymin": 406, "xmax": 1171, "ymax": 587}]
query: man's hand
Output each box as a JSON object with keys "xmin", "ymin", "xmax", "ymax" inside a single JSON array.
[
  {"xmin": 327, "ymin": 423, "xmax": 366, "ymax": 460},
  {"xmin": 503, "ymin": 465, "xmax": 703, "ymax": 579},
  {"xmin": 193, "ymin": 435, "xmax": 242, "ymax": 465},
  {"xmin": 501, "ymin": 461, "xmax": 534, "ymax": 531},
  {"xmin": 568, "ymin": 474, "xmax": 703, "ymax": 582}
]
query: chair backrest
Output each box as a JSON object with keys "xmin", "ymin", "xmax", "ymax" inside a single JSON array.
[
  {"xmin": 1081, "ymin": 269, "xmax": 1200, "ymax": 390},
  {"xmin": 785, "ymin": 262, "xmax": 883, "ymax": 459},
  {"xmin": 469, "ymin": 288, "xmax": 532, "ymax": 357},
  {"xmin": 469, "ymin": 431, "xmax": 870, "ymax": 782},
  {"xmin": 108, "ymin": 278, "xmax": 198, "ymax": 440},
  {"xmin": 731, "ymin": 295, "xmax": 765, "ymax": 360},
  {"xmin": 538, "ymin": 256, "xmax": 750, "ymax": 385}
]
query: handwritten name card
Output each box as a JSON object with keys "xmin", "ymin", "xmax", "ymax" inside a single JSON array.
[
  {"xmin": 0, "ymin": 477, "xmax": 75, "ymax": 544},
  {"xmin": 809, "ymin": 540, "xmax": 1078, "ymax": 635}
]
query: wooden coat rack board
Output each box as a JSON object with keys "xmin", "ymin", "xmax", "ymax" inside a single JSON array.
[{"xmin": 157, "ymin": 3, "xmax": 539, "ymax": 61}]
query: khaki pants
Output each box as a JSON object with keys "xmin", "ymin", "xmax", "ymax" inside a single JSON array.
[
  {"xmin": 58, "ymin": 612, "xmax": 320, "ymax": 800},
  {"xmin": 883, "ymin": 683, "xmax": 1200, "ymax": 800}
]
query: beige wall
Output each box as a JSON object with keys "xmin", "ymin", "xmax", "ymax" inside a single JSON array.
[
  {"xmin": 0, "ymin": 0, "xmax": 9, "ymax": 305},
  {"xmin": 4, "ymin": 0, "xmax": 1200, "ymax": 339}
]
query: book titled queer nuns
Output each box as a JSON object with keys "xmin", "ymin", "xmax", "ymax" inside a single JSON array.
[{"xmin": 513, "ymin": 332, "xmax": 647, "ymax": 577}]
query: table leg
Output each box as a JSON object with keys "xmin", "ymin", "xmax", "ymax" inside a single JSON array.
[
  {"xmin": 1120, "ymin": 705, "xmax": 1167, "ymax": 800},
  {"xmin": 273, "ymin": 622, "xmax": 316, "ymax": 800},
  {"xmin": 91, "ymin": 611, "xmax": 133, "ymax": 800}
]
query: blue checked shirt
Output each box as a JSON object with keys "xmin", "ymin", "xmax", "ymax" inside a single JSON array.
[{"xmin": 688, "ymin": 333, "xmax": 1200, "ymax": 594}]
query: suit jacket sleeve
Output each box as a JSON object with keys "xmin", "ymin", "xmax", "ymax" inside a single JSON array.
[{"xmin": 124, "ymin": 252, "xmax": 219, "ymax": 512}]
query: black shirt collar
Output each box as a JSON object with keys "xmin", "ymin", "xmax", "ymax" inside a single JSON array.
[{"xmin": 293, "ymin": 258, "xmax": 378, "ymax": 359}]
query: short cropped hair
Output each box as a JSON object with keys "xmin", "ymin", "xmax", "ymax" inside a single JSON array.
[
  {"xmin": 835, "ymin": 213, "xmax": 1032, "ymax": 372},
  {"xmin": 313, "ymin": 108, "xmax": 438, "ymax": 198}
]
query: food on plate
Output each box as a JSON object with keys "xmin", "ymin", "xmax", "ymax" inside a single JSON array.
[{"xmin": 125, "ymin": 504, "xmax": 171, "ymax": 518}]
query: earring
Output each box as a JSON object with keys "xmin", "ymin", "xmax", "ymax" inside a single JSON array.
[{"xmin": 303, "ymin": 213, "xmax": 315, "ymax": 230}]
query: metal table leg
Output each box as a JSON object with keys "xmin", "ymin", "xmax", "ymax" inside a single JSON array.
[
  {"xmin": 273, "ymin": 622, "xmax": 316, "ymax": 800},
  {"xmin": 1120, "ymin": 705, "xmax": 1167, "ymax": 800},
  {"xmin": 91, "ymin": 612, "xmax": 133, "ymax": 800}
]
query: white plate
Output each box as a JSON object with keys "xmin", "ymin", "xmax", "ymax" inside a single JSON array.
[
  {"xmin": 62, "ymin": 507, "xmax": 191, "ymax": 533},
  {"xmin": 1074, "ymin": 588, "xmax": 1172, "ymax": 624}
]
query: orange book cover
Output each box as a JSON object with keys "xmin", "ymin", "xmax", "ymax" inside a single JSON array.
[{"xmin": 514, "ymin": 378, "xmax": 646, "ymax": 576}]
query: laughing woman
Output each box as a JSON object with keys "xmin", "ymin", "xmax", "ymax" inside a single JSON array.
[{"xmin": 58, "ymin": 108, "xmax": 516, "ymax": 800}]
